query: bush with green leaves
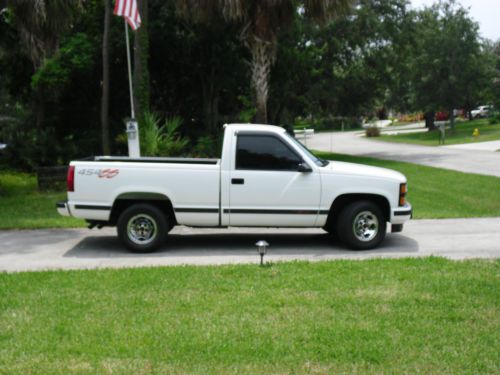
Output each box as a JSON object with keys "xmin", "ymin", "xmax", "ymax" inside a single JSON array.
[
  {"xmin": 139, "ymin": 112, "xmax": 188, "ymax": 157},
  {"xmin": 488, "ymin": 111, "xmax": 499, "ymax": 125},
  {"xmin": 365, "ymin": 126, "xmax": 381, "ymax": 137},
  {"xmin": 192, "ymin": 135, "xmax": 222, "ymax": 158},
  {"xmin": 0, "ymin": 110, "xmax": 77, "ymax": 169},
  {"xmin": 31, "ymin": 33, "xmax": 94, "ymax": 101}
]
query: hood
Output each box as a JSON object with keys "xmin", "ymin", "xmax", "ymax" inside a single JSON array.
[{"xmin": 321, "ymin": 160, "xmax": 406, "ymax": 183}]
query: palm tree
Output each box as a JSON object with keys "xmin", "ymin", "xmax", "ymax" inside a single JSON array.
[
  {"xmin": 176, "ymin": 0, "xmax": 353, "ymax": 123},
  {"xmin": 6, "ymin": 0, "xmax": 82, "ymax": 69}
]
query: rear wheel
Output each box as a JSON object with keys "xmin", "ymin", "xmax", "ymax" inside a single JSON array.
[
  {"xmin": 337, "ymin": 201, "xmax": 386, "ymax": 250},
  {"xmin": 117, "ymin": 203, "xmax": 168, "ymax": 252}
]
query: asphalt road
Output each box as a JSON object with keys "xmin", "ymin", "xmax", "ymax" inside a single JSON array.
[
  {"xmin": 306, "ymin": 130, "xmax": 500, "ymax": 177},
  {"xmin": 1, "ymin": 217, "xmax": 499, "ymax": 272}
]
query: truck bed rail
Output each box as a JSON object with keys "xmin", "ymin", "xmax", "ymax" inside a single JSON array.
[{"xmin": 80, "ymin": 156, "xmax": 220, "ymax": 165}]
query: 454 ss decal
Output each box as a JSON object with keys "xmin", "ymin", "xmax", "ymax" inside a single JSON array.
[{"xmin": 78, "ymin": 168, "xmax": 119, "ymax": 179}]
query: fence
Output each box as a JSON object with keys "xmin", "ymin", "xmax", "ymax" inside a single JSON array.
[{"xmin": 37, "ymin": 166, "xmax": 68, "ymax": 191}]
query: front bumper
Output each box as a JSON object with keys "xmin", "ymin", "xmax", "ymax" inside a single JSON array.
[
  {"xmin": 391, "ymin": 202, "xmax": 412, "ymax": 224},
  {"xmin": 56, "ymin": 200, "xmax": 71, "ymax": 217}
]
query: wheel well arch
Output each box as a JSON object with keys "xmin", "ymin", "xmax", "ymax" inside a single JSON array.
[
  {"xmin": 109, "ymin": 192, "xmax": 177, "ymax": 227},
  {"xmin": 325, "ymin": 193, "xmax": 390, "ymax": 229}
]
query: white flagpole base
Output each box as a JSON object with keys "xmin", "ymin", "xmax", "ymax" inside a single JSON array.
[{"xmin": 126, "ymin": 119, "xmax": 141, "ymax": 157}]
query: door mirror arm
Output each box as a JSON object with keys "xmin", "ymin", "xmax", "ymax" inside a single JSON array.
[{"xmin": 297, "ymin": 162, "xmax": 312, "ymax": 173}]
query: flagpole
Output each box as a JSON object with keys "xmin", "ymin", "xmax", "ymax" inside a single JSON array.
[
  {"xmin": 124, "ymin": 20, "xmax": 135, "ymax": 119},
  {"xmin": 116, "ymin": 0, "xmax": 141, "ymax": 157}
]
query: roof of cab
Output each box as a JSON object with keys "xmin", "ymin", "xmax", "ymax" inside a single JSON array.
[{"xmin": 224, "ymin": 123, "xmax": 285, "ymax": 133}]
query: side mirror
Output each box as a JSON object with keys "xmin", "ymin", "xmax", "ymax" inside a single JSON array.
[{"xmin": 298, "ymin": 162, "xmax": 312, "ymax": 173}]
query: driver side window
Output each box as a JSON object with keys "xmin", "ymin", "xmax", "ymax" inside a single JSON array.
[{"xmin": 236, "ymin": 135, "xmax": 302, "ymax": 171}]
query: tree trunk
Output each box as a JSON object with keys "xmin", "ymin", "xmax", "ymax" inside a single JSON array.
[
  {"xmin": 100, "ymin": 0, "xmax": 111, "ymax": 155},
  {"xmin": 33, "ymin": 85, "xmax": 45, "ymax": 130},
  {"xmin": 200, "ymin": 51, "xmax": 220, "ymax": 135},
  {"xmin": 201, "ymin": 85, "xmax": 219, "ymax": 136},
  {"xmin": 424, "ymin": 111, "xmax": 435, "ymax": 131},
  {"xmin": 249, "ymin": 37, "xmax": 275, "ymax": 124},
  {"xmin": 133, "ymin": 0, "xmax": 150, "ymax": 118}
]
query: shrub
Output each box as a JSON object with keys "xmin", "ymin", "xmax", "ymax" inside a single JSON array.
[
  {"xmin": 365, "ymin": 126, "xmax": 380, "ymax": 137},
  {"xmin": 0, "ymin": 116, "xmax": 78, "ymax": 170},
  {"xmin": 192, "ymin": 135, "xmax": 222, "ymax": 158},
  {"xmin": 158, "ymin": 116, "xmax": 189, "ymax": 156},
  {"xmin": 139, "ymin": 112, "xmax": 163, "ymax": 156},
  {"xmin": 139, "ymin": 112, "xmax": 189, "ymax": 157},
  {"xmin": 488, "ymin": 111, "xmax": 499, "ymax": 125}
]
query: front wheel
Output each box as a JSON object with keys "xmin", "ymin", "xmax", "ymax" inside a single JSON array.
[
  {"xmin": 337, "ymin": 201, "xmax": 386, "ymax": 250},
  {"xmin": 117, "ymin": 203, "xmax": 168, "ymax": 252}
]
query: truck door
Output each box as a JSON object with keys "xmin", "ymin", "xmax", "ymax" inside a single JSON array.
[{"xmin": 227, "ymin": 132, "xmax": 321, "ymax": 227}]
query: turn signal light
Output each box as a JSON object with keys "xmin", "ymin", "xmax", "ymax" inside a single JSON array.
[{"xmin": 399, "ymin": 183, "xmax": 407, "ymax": 206}]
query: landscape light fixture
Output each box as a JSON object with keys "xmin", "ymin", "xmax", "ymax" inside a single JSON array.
[{"xmin": 255, "ymin": 240, "xmax": 269, "ymax": 266}]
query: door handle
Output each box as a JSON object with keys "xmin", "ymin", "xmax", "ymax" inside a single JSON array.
[{"xmin": 231, "ymin": 178, "xmax": 244, "ymax": 185}]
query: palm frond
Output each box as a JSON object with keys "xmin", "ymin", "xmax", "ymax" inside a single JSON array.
[
  {"xmin": 7, "ymin": 0, "xmax": 83, "ymax": 67},
  {"xmin": 303, "ymin": 0, "xmax": 353, "ymax": 23}
]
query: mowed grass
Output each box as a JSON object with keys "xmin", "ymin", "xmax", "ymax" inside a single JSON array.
[
  {"xmin": 379, "ymin": 118, "xmax": 500, "ymax": 146},
  {"xmin": 0, "ymin": 258, "xmax": 498, "ymax": 374},
  {"xmin": 0, "ymin": 171, "xmax": 85, "ymax": 229},
  {"xmin": 316, "ymin": 152, "xmax": 500, "ymax": 219}
]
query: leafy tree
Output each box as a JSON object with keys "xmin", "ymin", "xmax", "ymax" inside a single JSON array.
[
  {"xmin": 477, "ymin": 40, "xmax": 500, "ymax": 112},
  {"xmin": 148, "ymin": 1, "xmax": 247, "ymax": 138},
  {"xmin": 176, "ymin": 0, "xmax": 353, "ymax": 123},
  {"xmin": 269, "ymin": 0, "xmax": 413, "ymax": 126},
  {"xmin": 493, "ymin": 41, "xmax": 500, "ymax": 110},
  {"xmin": 410, "ymin": 0, "xmax": 486, "ymax": 129}
]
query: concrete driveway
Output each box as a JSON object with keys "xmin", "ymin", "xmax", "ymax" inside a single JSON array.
[
  {"xmin": 1, "ymin": 217, "xmax": 499, "ymax": 272},
  {"xmin": 307, "ymin": 130, "xmax": 500, "ymax": 177}
]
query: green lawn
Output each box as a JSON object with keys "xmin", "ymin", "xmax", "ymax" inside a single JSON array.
[
  {"xmin": 0, "ymin": 258, "xmax": 498, "ymax": 374},
  {"xmin": 0, "ymin": 171, "xmax": 85, "ymax": 229},
  {"xmin": 316, "ymin": 152, "xmax": 500, "ymax": 219},
  {"xmin": 379, "ymin": 118, "xmax": 500, "ymax": 146},
  {"xmin": 1, "ymin": 151, "xmax": 500, "ymax": 229}
]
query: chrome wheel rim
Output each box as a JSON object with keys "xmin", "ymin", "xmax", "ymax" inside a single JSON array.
[
  {"xmin": 127, "ymin": 214, "xmax": 157, "ymax": 245},
  {"xmin": 353, "ymin": 211, "xmax": 379, "ymax": 242}
]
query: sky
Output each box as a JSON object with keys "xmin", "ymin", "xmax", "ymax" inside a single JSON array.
[{"xmin": 410, "ymin": 0, "xmax": 500, "ymax": 41}]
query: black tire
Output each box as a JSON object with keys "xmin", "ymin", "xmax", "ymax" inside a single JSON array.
[
  {"xmin": 117, "ymin": 203, "xmax": 168, "ymax": 253},
  {"xmin": 336, "ymin": 200, "xmax": 386, "ymax": 250},
  {"xmin": 323, "ymin": 225, "xmax": 335, "ymax": 236}
]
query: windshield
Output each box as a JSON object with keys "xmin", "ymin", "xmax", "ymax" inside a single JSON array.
[{"xmin": 284, "ymin": 132, "xmax": 329, "ymax": 167}]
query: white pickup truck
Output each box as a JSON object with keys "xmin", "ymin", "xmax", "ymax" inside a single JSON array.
[{"xmin": 57, "ymin": 124, "xmax": 412, "ymax": 252}]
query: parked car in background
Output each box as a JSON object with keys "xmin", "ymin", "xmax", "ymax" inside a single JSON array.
[
  {"xmin": 471, "ymin": 106, "xmax": 492, "ymax": 119},
  {"xmin": 435, "ymin": 111, "xmax": 449, "ymax": 121}
]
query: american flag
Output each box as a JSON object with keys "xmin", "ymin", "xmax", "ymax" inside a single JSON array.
[{"xmin": 114, "ymin": 0, "xmax": 141, "ymax": 30}]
